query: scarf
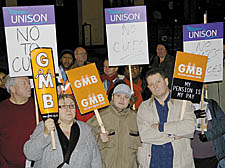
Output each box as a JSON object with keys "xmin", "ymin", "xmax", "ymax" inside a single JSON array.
[{"xmin": 101, "ymin": 72, "xmax": 119, "ymax": 94}]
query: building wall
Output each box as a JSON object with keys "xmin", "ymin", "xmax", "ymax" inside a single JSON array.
[
  {"xmin": 81, "ymin": 0, "xmax": 104, "ymax": 45},
  {"xmin": 6, "ymin": 0, "xmax": 17, "ymax": 6}
]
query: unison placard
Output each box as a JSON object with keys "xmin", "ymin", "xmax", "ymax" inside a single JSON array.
[
  {"xmin": 183, "ymin": 22, "xmax": 223, "ymax": 83},
  {"xmin": 105, "ymin": 6, "xmax": 149, "ymax": 66},
  {"xmin": 3, "ymin": 5, "xmax": 59, "ymax": 77}
]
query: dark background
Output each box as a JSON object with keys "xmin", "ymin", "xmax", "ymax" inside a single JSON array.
[{"xmin": 0, "ymin": 0, "xmax": 224, "ymax": 73}]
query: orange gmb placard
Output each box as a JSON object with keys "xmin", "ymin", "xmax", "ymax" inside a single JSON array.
[
  {"xmin": 173, "ymin": 51, "xmax": 208, "ymax": 82},
  {"xmin": 30, "ymin": 48, "xmax": 58, "ymax": 115},
  {"xmin": 67, "ymin": 63, "xmax": 109, "ymax": 114}
]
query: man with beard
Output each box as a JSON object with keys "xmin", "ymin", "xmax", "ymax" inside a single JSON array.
[{"xmin": 58, "ymin": 49, "xmax": 74, "ymax": 83}]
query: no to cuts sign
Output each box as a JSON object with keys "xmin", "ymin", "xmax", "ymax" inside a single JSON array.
[{"xmin": 3, "ymin": 5, "xmax": 59, "ymax": 77}]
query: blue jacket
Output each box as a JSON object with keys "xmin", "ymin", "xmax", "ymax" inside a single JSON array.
[{"xmin": 205, "ymin": 99, "xmax": 225, "ymax": 161}]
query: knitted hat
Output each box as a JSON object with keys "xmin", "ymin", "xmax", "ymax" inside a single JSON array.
[{"xmin": 113, "ymin": 84, "xmax": 132, "ymax": 98}]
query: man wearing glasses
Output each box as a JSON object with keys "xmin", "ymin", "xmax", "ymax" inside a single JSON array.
[
  {"xmin": 71, "ymin": 47, "xmax": 89, "ymax": 68},
  {"xmin": 70, "ymin": 47, "xmax": 94, "ymax": 122}
]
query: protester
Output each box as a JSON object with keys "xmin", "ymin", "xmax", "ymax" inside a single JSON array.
[
  {"xmin": 0, "ymin": 76, "xmax": 37, "ymax": 168},
  {"xmin": 71, "ymin": 47, "xmax": 89, "ymax": 68},
  {"xmin": 137, "ymin": 68, "xmax": 196, "ymax": 168},
  {"xmin": 58, "ymin": 49, "xmax": 75, "ymax": 83},
  {"xmin": 88, "ymin": 83, "xmax": 141, "ymax": 168},
  {"xmin": 58, "ymin": 46, "xmax": 94, "ymax": 122},
  {"xmin": 123, "ymin": 65, "xmax": 151, "ymax": 110},
  {"xmin": 58, "ymin": 49, "xmax": 74, "ymax": 94},
  {"xmin": 24, "ymin": 94, "xmax": 102, "ymax": 168},
  {"xmin": 151, "ymin": 42, "xmax": 175, "ymax": 88},
  {"xmin": 101, "ymin": 57, "xmax": 123, "ymax": 95},
  {"xmin": 0, "ymin": 70, "xmax": 10, "ymax": 102},
  {"xmin": 191, "ymin": 99, "xmax": 225, "ymax": 168}
]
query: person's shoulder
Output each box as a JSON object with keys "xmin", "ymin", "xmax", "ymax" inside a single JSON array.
[
  {"xmin": 166, "ymin": 54, "xmax": 175, "ymax": 61},
  {"xmin": 127, "ymin": 108, "xmax": 137, "ymax": 117},
  {"xmin": 0, "ymin": 98, "xmax": 9, "ymax": 105},
  {"xmin": 77, "ymin": 120, "xmax": 92, "ymax": 131},
  {"xmin": 171, "ymin": 99, "xmax": 193, "ymax": 106},
  {"xmin": 141, "ymin": 98, "xmax": 152, "ymax": 106},
  {"xmin": 137, "ymin": 99, "xmax": 151, "ymax": 113}
]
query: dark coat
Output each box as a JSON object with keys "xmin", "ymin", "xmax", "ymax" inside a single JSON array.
[{"xmin": 205, "ymin": 99, "xmax": 225, "ymax": 161}]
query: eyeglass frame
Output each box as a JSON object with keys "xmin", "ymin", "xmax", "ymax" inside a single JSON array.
[
  {"xmin": 76, "ymin": 52, "xmax": 88, "ymax": 56},
  {"xmin": 58, "ymin": 104, "xmax": 76, "ymax": 109}
]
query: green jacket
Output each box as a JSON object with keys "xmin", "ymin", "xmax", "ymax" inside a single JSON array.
[{"xmin": 88, "ymin": 104, "xmax": 141, "ymax": 168}]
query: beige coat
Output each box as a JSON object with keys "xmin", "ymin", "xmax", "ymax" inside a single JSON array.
[
  {"xmin": 137, "ymin": 97, "xmax": 196, "ymax": 168},
  {"xmin": 88, "ymin": 104, "xmax": 141, "ymax": 168}
]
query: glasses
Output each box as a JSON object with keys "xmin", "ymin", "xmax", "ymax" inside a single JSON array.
[
  {"xmin": 76, "ymin": 53, "xmax": 88, "ymax": 56},
  {"xmin": 59, "ymin": 104, "xmax": 75, "ymax": 109}
]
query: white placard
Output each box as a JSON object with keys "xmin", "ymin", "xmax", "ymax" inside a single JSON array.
[
  {"xmin": 183, "ymin": 22, "xmax": 224, "ymax": 83},
  {"xmin": 105, "ymin": 6, "xmax": 149, "ymax": 66},
  {"xmin": 3, "ymin": 5, "xmax": 59, "ymax": 77}
]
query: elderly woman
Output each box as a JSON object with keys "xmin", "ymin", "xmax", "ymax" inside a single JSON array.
[{"xmin": 24, "ymin": 94, "xmax": 102, "ymax": 168}]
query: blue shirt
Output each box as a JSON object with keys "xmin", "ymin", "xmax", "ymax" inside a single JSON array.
[
  {"xmin": 59, "ymin": 65, "xmax": 68, "ymax": 83},
  {"xmin": 149, "ymin": 94, "xmax": 174, "ymax": 168}
]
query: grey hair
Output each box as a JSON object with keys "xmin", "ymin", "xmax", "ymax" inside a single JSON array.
[{"xmin": 5, "ymin": 75, "xmax": 17, "ymax": 93}]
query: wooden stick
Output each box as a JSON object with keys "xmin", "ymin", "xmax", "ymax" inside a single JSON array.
[
  {"xmin": 201, "ymin": 86, "xmax": 205, "ymax": 134},
  {"xmin": 204, "ymin": 11, "xmax": 207, "ymax": 24},
  {"xmin": 34, "ymin": 90, "xmax": 55, "ymax": 149},
  {"xmin": 128, "ymin": 65, "xmax": 135, "ymax": 110},
  {"xmin": 200, "ymin": 11, "xmax": 207, "ymax": 134},
  {"xmin": 51, "ymin": 130, "xmax": 56, "ymax": 150},
  {"xmin": 180, "ymin": 100, "xmax": 187, "ymax": 120},
  {"xmin": 205, "ymin": 85, "xmax": 208, "ymax": 99},
  {"xmin": 94, "ymin": 109, "xmax": 106, "ymax": 133},
  {"xmin": 34, "ymin": 90, "xmax": 39, "ymax": 125}
]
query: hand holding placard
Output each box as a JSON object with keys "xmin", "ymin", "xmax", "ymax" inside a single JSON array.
[{"xmin": 30, "ymin": 48, "xmax": 59, "ymax": 150}]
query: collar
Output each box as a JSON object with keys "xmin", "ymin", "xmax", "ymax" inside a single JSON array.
[
  {"xmin": 149, "ymin": 92, "xmax": 174, "ymax": 105},
  {"xmin": 110, "ymin": 102, "xmax": 130, "ymax": 117},
  {"xmin": 154, "ymin": 93, "xmax": 171, "ymax": 106}
]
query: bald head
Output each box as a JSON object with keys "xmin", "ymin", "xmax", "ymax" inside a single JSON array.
[{"xmin": 74, "ymin": 47, "xmax": 87, "ymax": 66}]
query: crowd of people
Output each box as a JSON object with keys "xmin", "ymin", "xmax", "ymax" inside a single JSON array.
[{"xmin": 0, "ymin": 43, "xmax": 224, "ymax": 168}]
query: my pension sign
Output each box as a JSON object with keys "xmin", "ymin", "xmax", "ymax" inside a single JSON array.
[
  {"xmin": 67, "ymin": 63, "xmax": 109, "ymax": 114},
  {"xmin": 171, "ymin": 51, "xmax": 208, "ymax": 103}
]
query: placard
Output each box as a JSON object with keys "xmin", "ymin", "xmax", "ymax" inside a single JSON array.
[
  {"xmin": 105, "ymin": 6, "xmax": 149, "ymax": 66},
  {"xmin": 30, "ymin": 48, "xmax": 58, "ymax": 120},
  {"xmin": 3, "ymin": 5, "xmax": 59, "ymax": 77},
  {"xmin": 171, "ymin": 51, "xmax": 208, "ymax": 103},
  {"xmin": 67, "ymin": 63, "xmax": 109, "ymax": 114},
  {"xmin": 183, "ymin": 22, "xmax": 223, "ymax": 82}
]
